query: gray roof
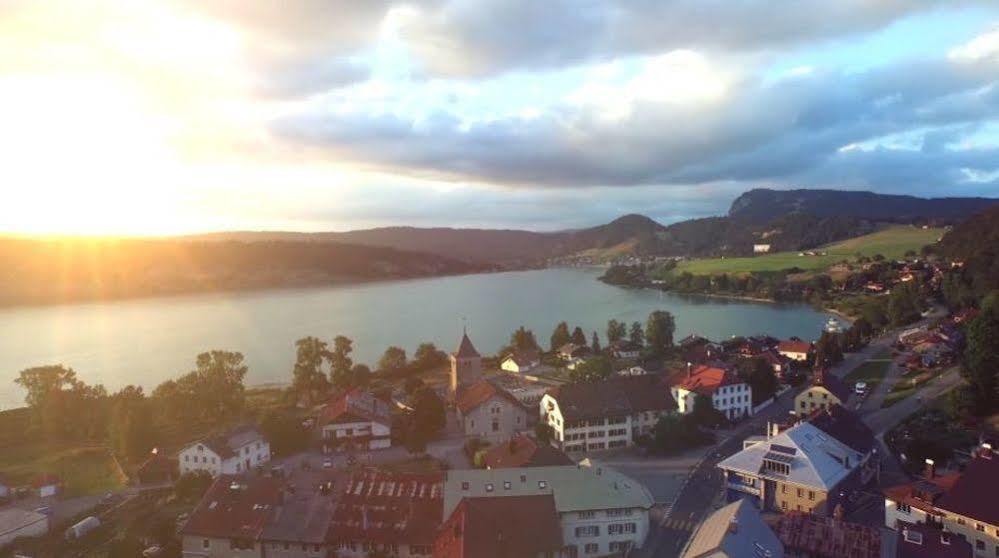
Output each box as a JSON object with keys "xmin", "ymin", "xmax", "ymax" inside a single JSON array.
[
  {"xmin": 547, "ymin": 375, "xmax": 676, "ymax": 422},
  {"xmin": 443, "ymin": 460, "xmax": 654, "ymax": 518},
  {"xmin": 261, "ymin": 482, "xmax": 336, "ymax": 544},
  {"xmin": 717, "ymin": 422, "xmax": 863, "ymax": 491},
  {"xmin": 198, "ymin": 424, "xmax": 265, "ymax": 459},
  {"xmin": 683, "ymin": 499, "xmax": 784, "ymax": 558},
  {"xmin": 0, "ymin": 508, "xmax": 48, "ymax": 538}
]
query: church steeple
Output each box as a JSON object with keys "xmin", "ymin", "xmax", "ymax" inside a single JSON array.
[{"xmin": 449, "ymin": 328, "xmax": 482, "ymax": 400}]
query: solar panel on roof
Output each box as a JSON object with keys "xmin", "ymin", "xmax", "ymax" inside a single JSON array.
[
  {"xmin": 764, "ymin": 451, "xmax": 795, "ymax": 464},
  {"xmin": 770, "ymin": 444, "xmax": 797, "ymax": 455}
]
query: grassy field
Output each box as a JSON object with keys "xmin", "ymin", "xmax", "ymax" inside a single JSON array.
[
  {"xmin": 0, "ymin": 442, "xmax": 127, "ymax": 497},
  {"xmin": 843, "ymin": 348, "xmax": 894, "ymax": 392},
  {"xmin": 674, "ymin": 226, "xmax": 944, "ymax": 275}
]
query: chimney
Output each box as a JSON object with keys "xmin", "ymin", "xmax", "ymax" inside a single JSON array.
[
  {"xmin": 924, "ymin": 458, "xmax": 936, "ymax": 479},
  {"xmin": 687, "ymin": 362, "xmax": 692, "ymax": 378}
]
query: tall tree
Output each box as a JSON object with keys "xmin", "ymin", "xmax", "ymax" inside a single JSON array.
[
  {"xmin": 509, "ymin": 326, "xmax": 539, "ymax": 352},
  {"xmin": 348, "ymin": 364, "xmax": 372, "ymax": 388},
  {"xmin": 570, "ymin": 326, "xmax": 587, "ymax": 346},
  {"xmin": 188, "ymin": 350, "xmax": 248, "ymax": 422},
  {"xmin": 407, "ymin": 388, "xmax": 445, "ymax": 453},
  {"xmin": 814, "ymin": 331, "xmax": 844, "ymax": 367},
  {"xmin": 629, "ymin": 321, "xmax": 644, "ymax": 346},
  {"xmin": 645, "ymin": 310, "xmax": 676, "ymax": 354},
  {"xmin": 964, "ymin": 292, "xmax": 999, "ymax": 412},
  {"xmin": 378, "ymin": 346, "xmax": 408, "ymax": 374},
  {"xmin": 15, "ymin": 365, "xmax": 107, "ymax": 440},
  {"xmin": 591, "ymin": 331, "xmax": 602, "ymax": 353},
  {"xmin": 108, "ymin": 385, "xmax": 154, "ymax": 461},
  {"xmin": 327, "ymin": 335, "xmax": 354, "ymax": 390},
  {"xmin": 292, "ymin": 336, "xmax": 329, "ymax": 405},
  {"xmin": 606, "ymin": 320, "xmax": 626, "ymax": 343},
  {"xmin": 550, "ymin": 322, "xmax": 571, "ymax": 352},
  {"xmin": 414, "ymin": 343, "xmax": 446, "ymax": 370}
]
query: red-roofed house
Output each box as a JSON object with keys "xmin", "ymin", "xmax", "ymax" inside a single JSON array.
[
  {"xmin": 179, "ymin": 474, "xmax": 284, "ymax": 557},
  {"xmin": 318, "ymin": 389, "xmax": 392, "ymax": 450},
  {"xmin": 671, "ymin": 364, "xmax": 752, "ymax": 420},
  {"xmin": 480, "ymin": 434, "xmax": 572, "ymax": 470},
  {"xmin": 777, "ymin": 340, "xmax": 812, "ymax": 362},
  {"xmin": 433, "ymin": 495, "xmax": 563, "ymax": 558},
  {"xmin": 455, "ymin": 379, "xmax": 530, "ymax": 443},
  {"xmin": 775, "ymin": 511, "xmax": 881, "ymax": 558}
]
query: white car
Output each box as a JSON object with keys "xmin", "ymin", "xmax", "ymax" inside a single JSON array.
[{"xmin": 855, "ymin": 382, "xmax": 868, "ymax": 396}]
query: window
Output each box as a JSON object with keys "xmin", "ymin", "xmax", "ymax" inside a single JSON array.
[
  {"xmin": 184, "ymin": 455, "xmax": 189, "ymax": 462},
  {"xmin": 538, "ymin": 481, "xmax": 547, "ymax": 489},
  {"xmin": 808, "ymin": 491, "xmax": 815, "ymax": 501},
  {"xmin": 578, "ymin": 511, "xmax": 595, "ymax": 519},
  {"xmin": 610, "ymin": 542, "xmax": 631, "ymax": 552},
  {"xmin": 202, "ymin": 539, "xmax": 210, "ymax": 549},
  {"xmin": 503, "ymin": 481, "xmax": 511, "ymax": 490},
  {"xmin": 575, "ymin": 526, "xmax": 599, "ymax": 537},
  {"xmin": 978, "ymin": 524, "xmax": 986, "ymax": 532},
  {"xmin": 896, "ymin": 502, "xmax": 911, "ymax": 513},
  {"xmin": 797, "ymin": 488, "xmax": 803, "ymax": 498},
  {"xmin": 978, "ymin": 540, "xmax": 986, "ymax": 551},
  {"xmin": 520, "ymin": 475, "xmax": 527, "ymax": 483},
  {"xmin": 486, "ymin": 483, "xmax": 494, "ymax": 492},
  {"xmin": 781, "ymin": 484, "xmax": 786, "ymax": 494},
  {"xmin": 584, "ymin": 543, "xmax": 599, "ymax": 554},
  {"xmin": 781, "ymin": 501, "xmax": 787, "ymax": 510},
  {"xmin": 461, "ymin": 482, "xmax": 469, "ymax": 490},
  {"xmin": 492, "ymin": 420, "xmax": 499, "ymax": 432}
]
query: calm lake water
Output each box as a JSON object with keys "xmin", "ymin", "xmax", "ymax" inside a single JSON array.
[{"xmin": 0, "ymin": 267, "xmax": 837, "ymax": 409}]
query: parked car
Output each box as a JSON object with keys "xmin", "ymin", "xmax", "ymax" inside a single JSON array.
[{"xmin": 855, "ymin": 382, "xmax": 868, "ymax": 396}]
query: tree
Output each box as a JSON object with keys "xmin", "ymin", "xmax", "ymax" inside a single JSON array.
[
  {"xmin": 188, "ymin": 350, "xmax": 247, "ymax": 421},
  {"xmin": 15, "ymin": 365, "xmax": 108, "ymax": 440},
  {"xmin": 738, "ymin": 358, "xmax": 778, "ymax": 406},
  {"xmin": 174, "ymin": 471, "xmax": 213, "ymax": 503},
  {"xmin": 569, "ymin": 356, "xmax": 613, "ymax": 383},
  {"xmin": 550, "ymin": 322, "xmax": 571, "ymax": 352},
  {"xmin": 509, "ymin": 326, "xmax": 539, "ymax": 352},
  {"xmin": 888, "ymin": 282, "xmax": 922, "ymax": 326},
  {"xmin": 570, "ymin": 326, "xmax": 587, "ymax": 346},
  {"xmin": 606, "ymin": 320, "xmax": 626, "ymax": 343},
  {"xmin": 534, "ymin": 422, "xmax": 552, "ymax": 445},
  {"xmin": 327, "ymin": 335, "xmax": 354, "ymax": 390},
  {"xmin": 348, "ymin": 364, "xmax": 372, "ymax": 388},
  {"xmin": 407, "ymin": 388, "xmax": 445, "ymax": 453},
  {"xmin": 414, "ymin": 343, "xmax": 446, "ymax": 370},
  {"xmin": 814, "ymin": 331, "xmax": 844, "ymax": 367},
  {"xmin": 691, "ymin": 393, "xmax": 726, "ymax": 427},
  {"xmin": 629, "ymin": 322, "xmax": 644, "ymax": 346},
  {"xmin": 293, "ymin": 336, "xmax": 329, "ymax": 405},
  {"xmin": 964, "ymin": 292, "xmax": 999, "ymax": 412},
  {"xmin": 591, "ymin": 331, "xmax": 602, "ymax": 353},
  {"xmin": 259, "ymin": 410, "xmax": 309, "ymax": 457},
  {"xmin": 649, "ymin": 414, "xmax": 712, "ymax": 454},
  {"xmin": 108, "ymin": 385, "xmax": 154, "ymax": 461},
  {"xmin": 404, "ymin": 377, "xmax": 425, "ymax": 395},
  {"xmin": 378, "ymin": 346, "xmax": 408, "ymax": 374},
  {"xmin": 645, "ymin": 310, "xmax": 676, "ymax": 354}
]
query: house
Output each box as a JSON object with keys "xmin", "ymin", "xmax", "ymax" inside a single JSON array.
[
  {"xmin": 541, "ymin": 375, "xmax": 676, "ymax": 453},
  {"xmin": 777, "ymin": 340, "xmax": 812, "ymax": 362},
  {"xmin": 672, "ymin": 364, "xmax": 753, "ymax": 420},
  {"xmin": 896, "ymin": 522, "xmax": 972, "ymax": 558},
  {"xmin": 717, "ymin": 421, "xmax": 866, "ymax": 516},
  {"xmin": 450, "ymin": 331, "xmax": 483, "ymax": 402},
  {"xmin": 443, "ymin": 461, "xmax": 655, "ymax": 557},
  {"xmin": 0, "ymin": 508, "xmax": 49, "ymax": 548},
  {"xmin": 136, "ymin": 449, "xmax": 177, "ymax": 485},
  {"xmin": 557, "ymin": 343, "xmax": 590, "ymax": 361},
  {"xmin": 794, "ymin": 369, "xmax": 851, "ymax": 415},
  {"xmin": 488, "ymin": 374, "xmax": 553, "ymax": 409},
  {"xmin": 456, "ymin": 379, "xmax": 531, "ymax": 443},
  {"xmin": 759, "ymin": 350, "xmax": 789, "ymax": 379},
  {"xmin": 433, "ymin": 495, "xmax": 563, "ymax": 558},
  {"xmin": 330, "ymin": 470, "xmax": 443, "ymax": 558},
  {"xmin": 500, "ymin": 349, "xmax": 541, "ymax": 374},
  {"xmin": 317, "ymin": 389, "xmax": 392, "ymax": 451},
  {"xmin": 179, "ymin": 424, "xmax": 270, "ymax": 477},
  {"xmin": 681, "ymin": 498, "xmax": 784, "ymax": 558},
  {"xmin": 884, "ymin": 444, "xmax": 999, "ymax": 558},
  {"xmin": 805, "ymin": 405, "xmax": 879, "ymax": 486},
  {"xmin": 481, "ymin": 434, "xmax": 572, "ymax": 469},
  {"xmin": 617, "ymin": 365, "xmax": 652, "ymax": 376},
  {"xmin": 179, "ymin": 473, "xmax": 335, "ymax": 558},
  {"xmin": 773, "ymin": 511, "xmax": 881, "ymax": 558},
  {"xmin": 753, "ymin": 244, "xmax": 772, "ymax": 253},
  {"xmin": 32, "ymin": 474, "xmax": 62, "ymax": 498},
  {"xmin": 609, "ymin": 340, "xmax": 641, "ymax": 360}
]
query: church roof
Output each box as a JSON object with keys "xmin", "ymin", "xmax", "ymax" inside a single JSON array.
[{"xmin": 454, "ymin": 332, "xmax": 481, "ymax": 358}]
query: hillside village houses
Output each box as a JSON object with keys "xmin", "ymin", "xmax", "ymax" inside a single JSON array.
[
  {"xmin": 777, "ymin": 340, "xmax": 812, "ymax": 362},
  {"xmin": 179, "ymin": 424, "xmax": 271, "ymax": 477},
  {"xmin": 500, "ymin": 349, "xmax": 541, "ymax": 373},
  {"xmin": 444, "ymin": 460, "xmax": 655, "ymax": 557},
  {"xmin": 671, "ymin": 363, "xmax": 753, "ymax": 420},
  {"xmin": 541, "ymin": 375, "xmax": 676, "ymax": 453},
  {"xmin": 317, "ymin": 388, "xmax": 393, "ymax": 451}
]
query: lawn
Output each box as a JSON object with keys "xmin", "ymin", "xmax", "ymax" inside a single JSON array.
[
  {"xmin": 0, "ymin": 442, "xmax": 127, "ymax": 497},
  {"xmin": 674, "ymin": 226, "xmax": 944, "ymax": 275},
  {"xmin": 843, "ymin": 348, "xmax": 893, "ymax": 392}
]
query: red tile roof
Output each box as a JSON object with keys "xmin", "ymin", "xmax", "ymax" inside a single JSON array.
[
  {"xmin": 434, "ymin": 495, "xmax": 563, "ymax": 558},
  {"xmin": 674, "ymin": 364, "xmax": 741, "ymax": 395},
  {"xmin": 319, "ymin": 389, "xmax": 392, "ymax": 427},
  {"xmin": 330, "ymin": 470, "xmax": 443, "ymax": 547},
  {"xmin": 778, "ymin": 340, "xmax": 812, "ymax": 355},
  {"xmin": 481, "ymin": 435, "xmax": 573, "ymax": 469},
  {"xmin": 455, "ymin": 379, "xmax": 523, "ymax": 415},
  {"xmin": 774, "ymin": 512, "xmax": 881, "ymax": 558},
  {"xmin": 883, "ymin": 473, "xmax": 961, "ymax": 517},
  {"xmin": 937, "ymin": 450, "xmax": 999, "ymax": 526},
  {"xmin": 180, "ymin": 475, "xmax": 283, "ymax": 540}
]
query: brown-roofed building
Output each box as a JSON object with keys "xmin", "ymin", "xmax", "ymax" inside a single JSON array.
[
  {"xmin": 541, "ymin": 375, "xmax": 676, "ymax": 453},
  {"xmin": 794, "ymin": 369, "xmax": 851, "ymax": 415},
  {"xmin": 774, "ymin": 511, "xmax": 881, "ymax": 558},
  {"xmin": 481, "ymin": 434, "xmax": 572, "ymax": 469},
  {"xmin": 455, "ymin": 379, "xmax": 530, "ymax": 443},
  {"xmin": 433, "ymin": 495, "xmax": 563, "ymax": 558},
  {"xmin": 500, "ymin": 349, "xmax": 540, "ymax": 374},
  {"xmin": 672, "ymin": 363, "xmax": 753, "ymax": 420},
  {"xmin": 449, "ymin": 331, "xmax": 483, "ymax": 402},
  {"xmin": 318, "ymin": 389, "xmax": 392, "ymax": 451},
  {"xmin": 896, "ymin": 522, "xmax": 972, "ymax": 558},
  {"xmin": 330, "ymin": 470, "xmax": 443, "ymax": 558},
  {"xmin": 777, "ymin": 340, "xmax": 812, "ymax": 362}
]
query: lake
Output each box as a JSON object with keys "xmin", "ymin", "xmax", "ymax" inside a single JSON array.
[{"xmin": 0, "ymin": 267, "xmax": 838, "ymax": 409}]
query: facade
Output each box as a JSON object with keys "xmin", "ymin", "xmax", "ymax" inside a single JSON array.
[
  {"xmin": 896, "ymin": 522, "xmax": 972, "ymax": 558},
  {"xmin": 717, "ymin": 421, "xmax": 865, "ymax": 516},
  {"xmin": 671, "ymin": 364, "xmax": 753, "ymax": 420},
  {"xmin": 329, "ymin": 470, "xmax": 442, "ymax": 558},
  {"xmin": 500, "ymin": 350, "xmax": 541, "ymax": 374},
  {"xmin": 753, "ymin": 244, "xmax": 772, "ymax": 253},
  {"xmin": 794, "ymin": 370, "xmax": 851, "ymax": 415},
  {"xmin": 179, "ymin": 425, "xmax": 270, "ymax": 477},
  {"xmin": 443, "ymin": 461, "xmax": 655, "ymax": 557},
  {"xmin": 682, "ymin": 499, "xmax": 783, "ymax": 558},
  {"xmin": 777, "ymin": 340, "xmax": 812, "ymax": 362},
  {"xmin": 434, "ymin": 495, "xmax": 563, "ymax": 558},
  {"xmin": 449, "ymin": 331, "xmax": 483, "ymax": 401},
  {"xmin": 318, "ymin": 389, "xmax": 392, "ymax": 451},
  {"xmin": 481, "ymin": 434, "xmax": 573, "ymax": 469},
  {"xmin": 0, "ymin": 508, "xmax": 49, "ymax": 549},
  {"xmin": 541, "ymin": 375, "xmax": 676, "ymax": 453},
  {"xmin": 456, "ymin": 379, "xmax": 531, "ymax": 443},
  {"xmin": 609, "ymin": 340, "xmax": 641, "ymax": 360}
]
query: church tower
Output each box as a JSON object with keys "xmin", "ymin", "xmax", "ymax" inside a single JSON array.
[{"xmin": 449, "ymin": 328, "xmax": 482, "ymax": 400}]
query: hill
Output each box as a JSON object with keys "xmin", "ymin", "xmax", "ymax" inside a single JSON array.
[
  {"xmin": 0, "ymin": 237, "xmax": 486, "ymax": 307},
  {"xmin": 729, "ymin": 188, "xmax": 996, "ymax": 225},
  {"xmin": 936, "ymin": 205, "xmax": 999, "ymax": 303}
]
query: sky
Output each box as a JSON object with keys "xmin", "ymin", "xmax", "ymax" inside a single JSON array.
[{"xmin": 1, "ymin": 1, "xmax": 998, "ymax": 235}]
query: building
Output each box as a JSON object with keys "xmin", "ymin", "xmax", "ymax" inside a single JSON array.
[
  {"xmin": 884, "ymin": 444, "xmax": 999, "ymax": 558},
  {"xmin": 481, "ymin": 434, "xmax": 573, "ymax": 469},
  {"xmin": 773, "ymin": 511, "xmax": 881, "ymax": 558},
  {"xmin": 759, "ymin": 350, "xmax": 789, "ymax": 379},
  {"xmin": 681, "ymin": 498, "xmax": 784, "ymax": 558},
  {"xmin": 541, "ymin": 375, "xmax": 676, "ymax": 453},
  {"xmin": 317, "ymin": 389, "xmax": 392, "ymax": 451},
  {"xmin": 433, "ymin": 495, "xmax": 563, "ymax": 558},
  {"xmin": 754, "ymin": 244, "xmax": 772, "ymax": 253},
  {"xmin": 0, "ymin": 508, "xmax": 49, "ymax": 549},
  {"xmin": 33, "ymin": 473, "xmax": 62, "ymax": 498},
  {"xmin": 180, "ymin": 474, "xmax": 335, "ymax": 558},
  {"xmin": 500, "ymin": 350, "xmax": 541, "ymax": 374},
  {"xmin": 488, "ymin": 373, "xmax": 554, "ymax": 409},
  {"xmin": 717, "ymin": 421, "xmax": 865, "ymax": 516},
  {"xmin": 805, "ymin": 405, "xmax": 879, "ymax": 486},
  {"xmin": 794, "ymin": 370, "xmax": 851, "ymax": 415},
  {"xmin": 450, "ymin": 331, "xmax": 483, "ymax": 401},
  {"xmin": 329, "ymin": 470, "xmax": 442, "ymax": 558},
  {"xmin": 456, "ymin": 379, "xmax": 531, "ymax": 443},
  {"xmin": 609, "ymin": 340, "xmax": 641, "ymax": 360},
  {"xmin": 179, "ymin": 425, "xmax": 271, "ymax": 477},
  {"xmin": 672, "ymin": 364, "xmax": 753, "ymax": 420},
  {"xmin": 443, "ymin": 461, "xmax": 655, "ymax": 557},
  {"xmin": 777, "ymin": 340, "xmax": 812, "ymax": 362},
  {"xmin": 896, "ymin": 522, "xmax": 972, "ymax": 558}
]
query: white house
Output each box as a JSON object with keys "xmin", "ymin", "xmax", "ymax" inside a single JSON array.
[
  {"xmin": 179, "ymin": 425, "xmax": 270, "ymax": 477},
  {"xmin": 753, "ymin": 244, "xmax": 772, "ymax": 253},
  {"xmin": 500, "ymin": 350, "xmax": 541, "ymax": 374},
  {"xmin": 0, "ymin": 508, "xmax": 49, "ymax": 548},
  {"xmin": 777, "ymin": 340, "xmax": 812, "ymax": 362},
  {"xmin": 671, "ymin": 364, "xmax": 752, "ymax": 420},
  {"xmin": 317, "ymin": 389, "xmax": 392, "ymax": 451},
  {"xmin": 444, "ymin": 461, "xmax": 655, "ymax": 557}
]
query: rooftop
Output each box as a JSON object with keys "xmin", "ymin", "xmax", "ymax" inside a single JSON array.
[
  {"xmin": 546, "ymin": 375, "xmax": 676, "ymax": 422},
  {"xmin": 774, "ymin": 512, "xmax": 881, "ymax": 558},
  {"xmin": 195, "ymin": 424, "xmax": 266, "ymax": 459},
  {"xmin": 936, "ymin": 448, "xmax": 999, "ymax": 527},
  {"xmin": 0, "ymin": 508, "xmax": 47, "ymax": 537},
  {"xmin": 481, "ymin": 435, "xmax": 573, "ymax": 469},
  {"xmin": 319, "ymin": 388, "xmax": 392, "ymax": 427},
  {"xmin": 808, "ymin": 369, "xmax": 852, "ymax": 403},
  {"xmin": 805, "ymin": 404, "xmax": 876, "ymax": 454},
  {"xmin": 329, "ymin": 470, "xmax": 444, "ymax": 546},
  {"xmin": 455, "ymin": 379, "xmax": 524, "ymax": 415},
  {"xmin": 896, "ymin": 521, "xmax": 972, "ymax": 558},
  {"xmin": 437, "ymin": 495, "xmax": 563, "ymax": 558},
  {"xmin": 778, "ymin": 340, "xmax": 812, "ymax": 354},
  {"xmin": 682, "ymin": 498, "xmax": 784, "ymax": 558},
  {"xmin": 179, "ymin": 474, "xmax": 283, "ymax": 540},
  {"xmin": 674, "ymin": 364, "xmax": 742, "ymax": 395},
  {"xmin": 454, "ymin": 332, "xmax": 481, "ymax": 359}
]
